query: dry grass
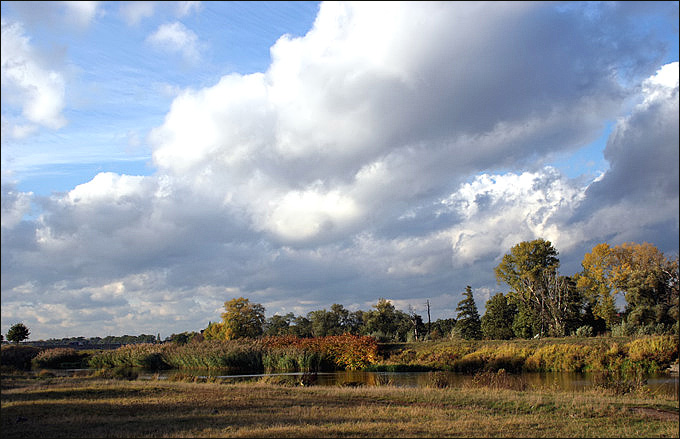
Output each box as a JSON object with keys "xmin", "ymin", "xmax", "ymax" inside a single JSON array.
[{"xmin": 2, "ymin": 374, "xmax": 678, "ymax": 438}]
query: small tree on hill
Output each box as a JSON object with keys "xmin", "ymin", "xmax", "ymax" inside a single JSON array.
[
  {"xmin": 7, "ymin": 323, "xmax": 30, "ymax": 344},
  {"xmin": 455, "ymin": 286, "xmax": 482, "ymax": 340}
]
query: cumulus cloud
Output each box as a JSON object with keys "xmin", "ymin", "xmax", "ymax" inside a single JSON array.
[
  {"xmin": 2, "ymin": 2, "xmax": 678, "ymax": 339},
  {"xmin": 146, "ymin": 21, "xmax": 202, "ymax": 64},
  {"xmin": 1, "ymin": 19, "xmax": 67, "ymax": 137},
  {"xmin": 443, "ymin": 168, "xmax": 586, "ymax": 267},
  {"xmin": 1, "ymin": 183, "xmax": 33, "ymax": 229},
  {"xmin": 569, "ymin": 62, "xmax": 679, "ymax": 252}
]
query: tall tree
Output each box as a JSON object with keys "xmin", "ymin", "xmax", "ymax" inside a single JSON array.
[
  {"xmin": 495, "ymin": 239, "xmax": 560, "ymax": 337},
  {"xmin": 611, "ymin": 242, "xmax": 678, "ymax": 327},
  {"xmin": 6, "ymin": 323, "xmax": 30, "ymax": 344},
  {"xmin": 263, "ymin": 313, "xmax": 295, "ymax": 336},
  {"xmin": 576, "ymin": 241, "xmax": 679, "ymax": 329},
  {"xmin": 455, "ymin": 286, "xmax": 482, "ymax": 340},
  {"xmin": 481, "ymin": 293, "xmax": 517, "ymax": 340},
  {"xmin": 575, "ymin": 243, "xmax": 620, "ymax": 328},
  {"xmin": 364, "ymin": 298, "xmax": 412, "ymax": 341},
  {"xmin": 220, "ymin": 297, "xmax": 266, "ymax": 339}
]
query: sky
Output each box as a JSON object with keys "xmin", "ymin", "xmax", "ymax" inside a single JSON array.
[{"xmin": 1, "ymin": 1, "xmax": 678, "ymax": 341}]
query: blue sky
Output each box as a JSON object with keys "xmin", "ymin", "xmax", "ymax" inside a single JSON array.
[
  {"xmin": 2, "ymin": 1, "xmax": 321, "ymax": 195},
  {"xmin": 1, "ymin": 1, "xmax": 678, "ymax": 340}
]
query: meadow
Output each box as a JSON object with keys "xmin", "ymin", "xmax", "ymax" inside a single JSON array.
[{"xmin": 1, "ymin": 371, "xmax": 678, "ymax": 438}]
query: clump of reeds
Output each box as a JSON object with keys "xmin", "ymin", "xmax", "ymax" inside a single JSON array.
[
  {"xmin": 466, "ymin": 369, "xmax": 528, "ymax": 391},
  {"xmin": 425, "ymin": 371, "xmax": 450, "ymax": 388}
]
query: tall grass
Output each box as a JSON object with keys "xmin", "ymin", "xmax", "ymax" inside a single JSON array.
[
  {"xmin": 87, "ymin": 334, "xmax": 379, "ymax": 373},
  {"xmin": 379, "ymin": 335, "xmax": 678, "ymax": 376}
]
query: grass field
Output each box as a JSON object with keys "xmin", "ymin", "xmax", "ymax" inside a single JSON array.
[{"xmin": 1, "ymin": 372, "xmax": 678, "ymax": 438}]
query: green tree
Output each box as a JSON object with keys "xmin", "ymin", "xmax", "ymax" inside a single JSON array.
[
  {"xmin": 290, "ymin": 315, "xmax": 313, "ymax": 338},
  {"xmin": 364, "ymin": 298, "xmax": 402, "ymax": 341},
  {"xmin": 6, "ymin": 323, "xmax": 30, "ymax": 344},
  {"xmin": 612, "ymin": 242, "xmax": 678, "ymax": 329},
  {"xmin": 221, "ymin": 297, "xmax": 266, "ymax": 339},
  {"xmin": 455, "ymin": 286, "xmax": 482, "ymax": 340},
  {"xmin": 345, "ymin": 310, "xmax": 366, "ymax": 335},
  {"xmin": 481, "ymin": 293, "xmax": 517, "ymax": 340},
  {"xmin": 495, "ymin": 239, "xmax": 561, "ymax": 337},
  {"xmin": 428, "ymin": 318, "xmax": 457, "ymax": 340},
  {"xmin": 263, "ymin": 313, "xmax": 295, "ymax": 336}
]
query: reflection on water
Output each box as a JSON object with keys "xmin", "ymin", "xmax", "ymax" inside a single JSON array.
[{"xmin": 146, "ymin": 369, "xmax": 678, "ymax": 398}]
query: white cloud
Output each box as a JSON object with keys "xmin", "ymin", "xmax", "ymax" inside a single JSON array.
[
  {"xmin": 1, "ymin": 184, "xmax": 33, "ymax": 229},
  {"xmin": 176, "ymin": 1, "xmax": 202, "ymax": 18},
  {"xmin": 1, "ymin": 19, "xmax": 67, "ymax": 136},
  {"xmin": 261, "ymin": 186, "xmax": 361, "ymax": 242},
  {"xmin": 61, "ymin": 1, "xmax": 100, "ymax": 27},
  {"xmin": 119, "ymin": 1, "xmax": 155, "ymax": 26},
  {"xmin": 443, "ymin": 168, "xmax": 586, "ymax": 266},
  {"xmin": 146, "ymin": 21, "xmax": 201, "ymax": 63}
]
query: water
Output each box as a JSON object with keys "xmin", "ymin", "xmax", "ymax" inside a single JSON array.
[{"xmin": 139, "ymin": 369, "xmax": 679, "ymax": 398}]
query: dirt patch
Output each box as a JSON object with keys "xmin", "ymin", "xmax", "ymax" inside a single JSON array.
[{"xmin": 630, "ymin": 407, "xmax": 679, "ymax": 421}]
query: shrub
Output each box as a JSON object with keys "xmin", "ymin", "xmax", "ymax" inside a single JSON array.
[
  {"xmin": 1, "ymin": 345, "xmax": 41, "ymax": 370},
  {"xmin": 625, "ymin": 335, "xmax": 678, "ymax": 370},
  {"xmin": 574, "ymin": 325, "xmax": 593, "ymax": 337},
  {"xmin": 524, "ymin": 343, "xmax": 593, "ymax": 372},
  {"xmin": 32, "ymin": 348, "xmax": 89, "ymax": 369}
]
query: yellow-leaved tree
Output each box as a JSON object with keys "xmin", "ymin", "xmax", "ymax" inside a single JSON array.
[{"xmin": 220, "ymin": 297, "xmax": 266, "ymax": 340}]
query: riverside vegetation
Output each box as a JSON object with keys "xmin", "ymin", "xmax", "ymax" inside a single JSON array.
[{"xmin": 1, "ymin": 333, "xmax": 678, "ymax": 438}]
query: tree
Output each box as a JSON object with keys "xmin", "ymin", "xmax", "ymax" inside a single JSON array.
[
  {"xmin": 455, "ymin": 286, "xmax": 482, "ymax": 340},
  {"xmin": 345, "ymin": 310, "xmax": 366, "ymax": 335},
  {"xmin": 290, "ymin": 315, "xmax": 313, "ymax": 338},
  {"xmin": 495, "ymin": 239, "xmax": 561, "ymax": 337},
  {"xmin": 481, "ymin": 293, "xmax": 517, "ymax": 340},
  {"xmin": 576, "ymin": 242, "xmax": 679, "ymax": 331},
  {"xmin": 221, "ymin": 297, "xmax": 266, "ymax": 339},
  {"xmin": 263, "ymin": 313, "xmax": 295, "ymax": 336},
  {"xmin": 575, "ymin": 243, "xmax": 620, "ymax": 328},
  {"xmin": 611, "ymin": 242, "xmax": 678, "ymax": 328},
  {"xmin": 364, "ymin": 298, "xmax": 411, "ymax": 341},
  {"xmin": 203, "ymin": 321, "xmax": 227, "ymax": 340},
  {"xmin": 7, "ymin": 323, "xmax": 30, "ymax": 344},
  {"xmin": 428, "ymin": 318, "xmax": 457, "ymax": 340}
]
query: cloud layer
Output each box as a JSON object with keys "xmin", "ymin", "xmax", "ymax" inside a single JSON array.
[{"xmin": 1, "ymin": 2, "xmax": 678, "ymax": 339}]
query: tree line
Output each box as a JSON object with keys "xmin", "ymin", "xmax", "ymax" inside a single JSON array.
[
  {"xmin": 6, "ymin": 239, "xmax": 677, "ymax": 345},
  {"xmin": 197, "ymin": 239, "xmax": 678, "ymax": 342}
]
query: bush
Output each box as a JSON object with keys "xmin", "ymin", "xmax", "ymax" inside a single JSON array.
[
  {"xmin": 524, "ymin": 344, "xmax": 593, "ymax": 372},
  {"xmin": 574, "ymin": 325, "xmax": 593, "ymax": 337},
  {"xmin": 625, "ymin": 335, "xmax": 678, "ymax": 370},
  {"xmin": 32, "ymin": 348, "xmax": 89, "ymax": 369},
  {"xmin": 1, "ymin": 345, "xmax": 41, "ymax": 370}
]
